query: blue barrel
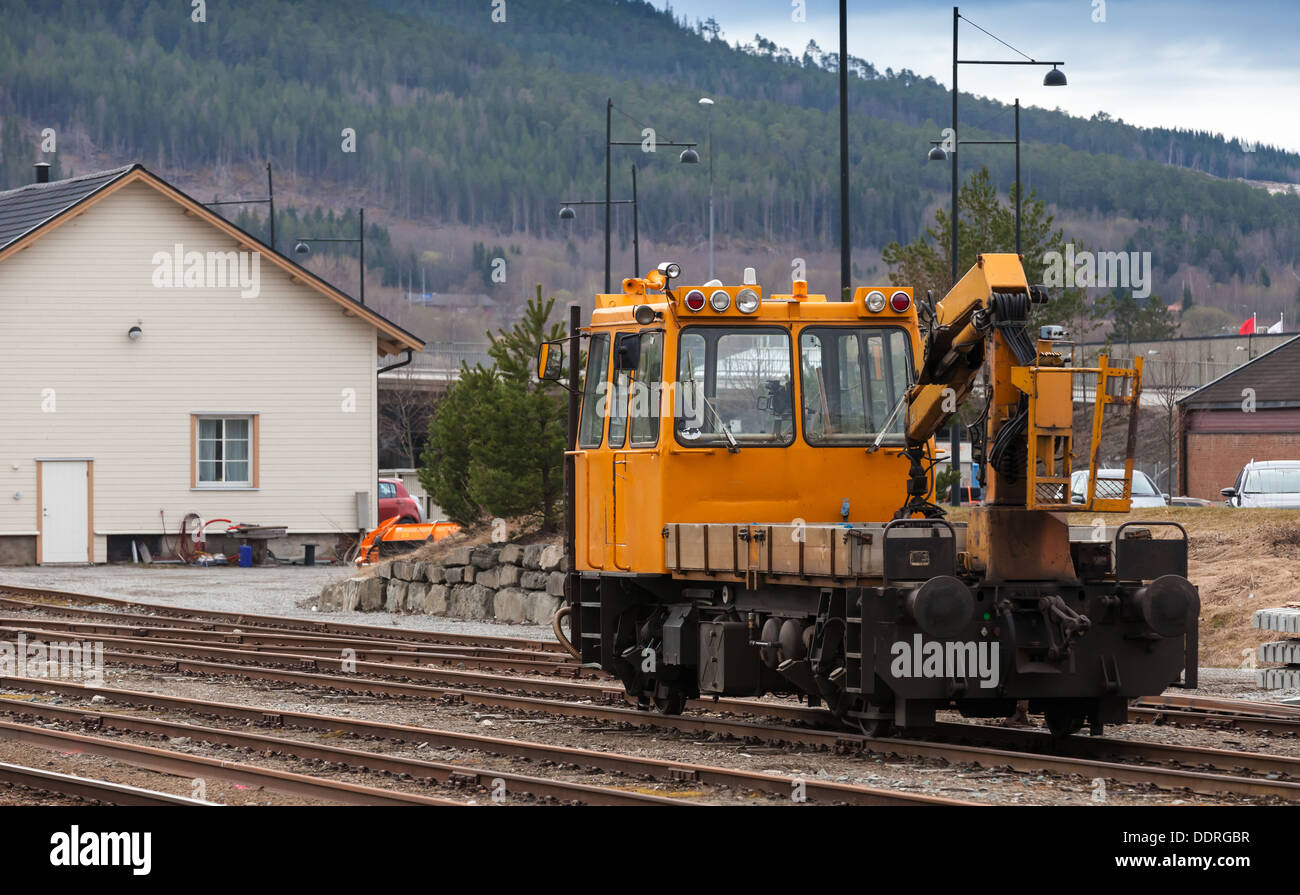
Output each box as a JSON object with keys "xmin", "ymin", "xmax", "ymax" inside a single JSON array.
[{"xmin": 238, "ymin": 544, "xmax": 253, "ymax": 568}]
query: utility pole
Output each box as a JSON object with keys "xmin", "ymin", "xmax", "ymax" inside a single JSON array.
[
  {"xmin": 839, "ymin": 0, "xmax": 851, "ymax": 301},
  {"xmin": 951, "ymin": 5, "xmax": 959, "ymax": 288}
]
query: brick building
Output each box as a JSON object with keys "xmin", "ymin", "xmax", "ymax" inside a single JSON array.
[{"xmin": 1177, "ymin": 334, "xmax": 1300, "ymax": 500}]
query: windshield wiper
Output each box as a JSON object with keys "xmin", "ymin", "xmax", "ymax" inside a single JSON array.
[
  {"xmin": 867, "ymin": 392, "xmax": 909, "ymax": 453},
  {"xmin": 682, "ymin": 351, "xmax": 739, "ymax": 453}
]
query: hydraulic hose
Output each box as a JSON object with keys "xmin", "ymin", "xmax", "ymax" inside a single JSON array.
[{"xmin": 552, "ymin": 605, "xmax": 582, "ymax": 661}]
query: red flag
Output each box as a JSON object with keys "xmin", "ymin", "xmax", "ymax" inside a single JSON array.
[{"xmin": 1239, "ymin": 314, "xmax": 1256, "ymax": 335}]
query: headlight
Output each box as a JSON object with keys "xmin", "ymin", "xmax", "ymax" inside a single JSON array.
[
  {"xmin": 736, "ymin": 288, "xmax": 760, "ymax": 313},
  {"xmin": 683, "ymin": 289, "xmax": 706, "ymax": 312},
  {"xmin": 865, "ymin": 290, "xmax": 887, "ymax": 312},
  {"xmin": 890, "ymin": 290, "xmax": 912, "ymax": 313},
  {"xmin": 709, "ymin": 289, "xmax": 731, "ymax": 312}
]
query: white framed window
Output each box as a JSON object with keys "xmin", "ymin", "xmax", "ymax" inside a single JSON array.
[{"xmin": 192, "ymin": 414, "xmax": 259, "ymax": 488}]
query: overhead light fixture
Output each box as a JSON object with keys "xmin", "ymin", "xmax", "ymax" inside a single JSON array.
[
  {"xmin": 928, "ymin": 146, "xmax": 948, "ymax": 162},
  {"xmin": 294, "ymin": 241, "xmax": 311, "ymax": 256},
  {"xmin": 558, "ymin": 206, "xmax": 575, "ymax": 220},
  {"xmin": 679, "ymin": 147, "xmax": 700, "ymax": 164},
  {"xmin": 1043, "ymin": 65, "xmax": 1067, "ymax": 87}
]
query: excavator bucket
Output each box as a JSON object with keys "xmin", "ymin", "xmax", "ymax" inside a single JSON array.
[{"xmin": 354, "ymin": 516, "xmax": 461, "ymax": 567}]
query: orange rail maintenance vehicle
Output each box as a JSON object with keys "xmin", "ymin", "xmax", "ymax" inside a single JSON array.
[{"xmin": 539, "ymin": 257, "xmax": 1197, "ymax": 737}]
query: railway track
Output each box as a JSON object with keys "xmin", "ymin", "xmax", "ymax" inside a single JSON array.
[
  {"xmin": 0, "ymin": 679, "xmax": 964, "ymax": 806},
  {"xmin": 0, "ymin": 759, "xmax": 211, "ymax": 806},
  {"xmin": 1129, "ymin": 694, "xmax": 1300, "ymax": 735},
  {"xmin": 3, "ymin": 583, "xmax": 1297, "ymax": 803},
  {"xmin": 0, "ymin": 620, "xmax": 586, "ymax": 679},
  {"xmin": 5, "ymin": 644, "xmax": 1295, "ymax": 802},
  {"xmin": 0, "ymin": 585, "xmax": 564, "ymax": 653},
  {"xmin": 0, "ymin": 718, "xmax": 465, "ymax": 806}
]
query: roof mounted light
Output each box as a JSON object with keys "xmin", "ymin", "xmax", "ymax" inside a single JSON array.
[
  {"xmin": 633, "ymin": 304, "xmax": 657, "ymax": 326},
  {"xmin": 683, "ymin": 289, "xmax": 706, "ymax": 312},
  {"xmin": 890, "ymin": 291, "xmax": 912, "ymax": 313},
  {"xmin": 736, "ymin": 288, "xmax": 760, "ymax": 313},
  {"xmin": 709, "ymin": 289, "xmax": 731, "ymax": 312},
  {"xmin": 865, "ymin": 290, "xmax": 887, "ymax": 313},
  {"xmin": 657, "ymin": 261, "xmax": 682, "ymax": 280}
]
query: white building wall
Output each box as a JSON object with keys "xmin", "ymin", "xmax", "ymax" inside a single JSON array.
[{"xmin": 0, "ymin": 180, "xmax": 379, "ymax": 560}]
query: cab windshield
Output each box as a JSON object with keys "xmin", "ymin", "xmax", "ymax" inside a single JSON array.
[
  {"xmin": 676, "ymin": 328, "xmax": 794, "ymax": 446},
  {"xmin": 799, "ymin": 327, "xmax": 912, "ymax": 445}
]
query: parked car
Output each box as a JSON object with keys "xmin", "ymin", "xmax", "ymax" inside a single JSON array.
[
  {"xmin": 1167, "ymin": 496, "xmax": 1213, "ymax": 508},
  {"xmin": 378, "ymin": 478, "xmax": 422, "ymax": 523},
  {"xmin": 1221, "ymin": 460, "xmax": 1300, "ymax": 508},
  {"xmin": 1070, "ymin": 469, "xmax": 1168, "ymax": 508}
]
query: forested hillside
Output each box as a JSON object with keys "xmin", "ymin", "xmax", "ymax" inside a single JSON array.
[{"xmin": 1, "ymin": 0, "xmax": 1297, "ymax": 323}]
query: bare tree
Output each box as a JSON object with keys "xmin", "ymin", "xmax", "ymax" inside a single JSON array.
[
  {"xmin": 1146, "ymin": 344, "xmax": 1192, "ymax": 496},
  {"xmin": 378, "ymin": 364, "xmax": 439, "ymax": 469}
]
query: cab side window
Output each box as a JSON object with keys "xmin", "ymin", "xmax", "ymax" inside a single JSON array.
[
  {"xmin": 578, "ymin": 333, "xmax": 610, "ymax": 448},
  {"xmin": 630, "ymin": 331, "xmax": 663, "ymax": 446}
]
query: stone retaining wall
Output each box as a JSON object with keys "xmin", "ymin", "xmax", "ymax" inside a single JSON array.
[{"xmin": 317, "ymin": 541, "xmax": 566, "ymax": 624}]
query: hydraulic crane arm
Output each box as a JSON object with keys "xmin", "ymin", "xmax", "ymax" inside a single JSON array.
[{"xmin": 897, "ymin": 253, "xmax": 1142, "ymax": 519}]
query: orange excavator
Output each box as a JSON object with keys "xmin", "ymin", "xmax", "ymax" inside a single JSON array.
[{"xmin": 354, "ymin": 516, "xmax": 460, "ymax": 567}]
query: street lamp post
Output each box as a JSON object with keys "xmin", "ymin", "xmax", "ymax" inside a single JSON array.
[
  {"xmin": 929, "ymin": 98, "xmax": 1023, "ymax": 254},
  {"xmin": 204, "ymin": 161, "xmax": 277, "ymax": 253},
  {"xmin": 944, "ymin": 6, "xmax": 1065, "ymax": 285},
  {"xmin": 560, "ymin": 164, "xmax": 640, "ymax": 281},
  {"xmin": 699, "ymin": 96, "xmax": 715, "ymax": 281},
  {"xmin": 602, "ymin": 97, "xmax": 698, "ymax": 293},
  {"xmin": 294, "ymin": 207, "xmax": 365, "ymax": 305},
  {"xmin": 840, "ymin": 0, "xmax": 850, "ymax": 301}
]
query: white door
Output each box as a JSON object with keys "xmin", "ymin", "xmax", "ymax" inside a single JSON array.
[{"xmin": 41, "ymin": 461, "xmax": 89, "ymax": 564}]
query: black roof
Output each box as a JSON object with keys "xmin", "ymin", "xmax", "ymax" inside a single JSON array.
[
  {"xmin": 0, "ymin": 164, "xmax": 136, "ymax": 251},
  {"xmin": 1178, "ymin": 333, "xmax": 1300, "ymax": 410}
]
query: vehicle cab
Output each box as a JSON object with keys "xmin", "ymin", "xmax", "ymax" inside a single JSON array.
[{"xmin": 565, "ymin": 263, "xmax": 929, "ymax": 577}]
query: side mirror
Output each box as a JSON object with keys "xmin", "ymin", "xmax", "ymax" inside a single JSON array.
[
  {"xmin": 614, "ymin": 332, "xmax": 640, "ymax": 371},
  {"xmin": 1220, "ymin": 487, "xmax": 1237, "ymax": 498},
  {"xmin": 536, "ymin": 342, "xmax": 564, "ymax": 381},
  {"xmin": 1162, "ymin": 493, "xmax": 1170, "ymax": 501}
]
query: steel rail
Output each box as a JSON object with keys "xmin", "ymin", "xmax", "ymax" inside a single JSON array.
[
  {"xmin": 0, "ymin": 759, "xmax": 212, "ymax": 806},
  {"xmin": 0, "ymin": 719, "xmax": 464, "ymax": 806}
]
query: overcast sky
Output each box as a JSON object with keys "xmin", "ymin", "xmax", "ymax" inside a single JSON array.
[{"xmin": 653, "ymin": 0, "xmax": 1299, "ymax": 155}]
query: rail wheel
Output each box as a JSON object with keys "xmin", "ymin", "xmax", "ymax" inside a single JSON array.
[
  {"xmin": 1044, "ymin": 707, "xmax": 1085, "ymax": 739},
  {"xmin": 853, "ymin": 698, "xmax": 895, "ymax": 737},
  {"xmin": 652, "ymin": 687, "xmax": 686, "ymax": 715},
  {"xmin": 857, "ymin": 717, "xmax": 894, "ymax": 738}
]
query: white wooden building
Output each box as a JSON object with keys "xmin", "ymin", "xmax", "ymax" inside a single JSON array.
[{"xmin": 0, "ymin": 164, "xmax": 423, "ymax": 564}]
